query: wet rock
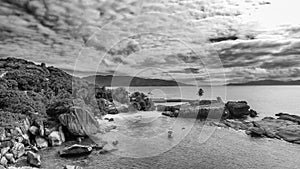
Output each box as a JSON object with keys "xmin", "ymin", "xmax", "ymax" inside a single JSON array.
[
  {"xmin": 59, "ymin": 107, "xmax": 100, "ymax": 136},
  {"xmin": 225, "ymin": 101, "xmax": 250, "ymax": 118},
  {"xmin": 27, "ymin": 151, "xmax": 41, "ymax": 167},
  {"xmin": 0, "ymin": 156, "xmax": 8, "ymax": 167},
  {"xmin": 35, "ymin": 136, "xmax": 48, "ymax": 149},
  {"xmin": 11, "ymin": 142, "xmax": 25, "ymax": 159},
  {"xmin": 29, "ymin": 126, "xmax": 39, "ymax": 136},
  {"xmin": 59, "ymin": 144, "xmax": 93, "ymax": 157}
]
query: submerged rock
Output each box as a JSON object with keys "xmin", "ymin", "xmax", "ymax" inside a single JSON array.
[
  {"xmin": 59, "ymin": 144, "xmax": 93, "ymax": 157},
  {"xmin": 59, "ymin": 107, "xmax": 100, "ymax": 136}
]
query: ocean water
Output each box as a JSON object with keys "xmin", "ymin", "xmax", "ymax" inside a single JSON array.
[
  {"xmin": 40, "ymin": 86, "xmax": 300, "ymax": 169},
  {"xmin": 128, "ymin": 86, "xmax": 300, "ymax": 117}
]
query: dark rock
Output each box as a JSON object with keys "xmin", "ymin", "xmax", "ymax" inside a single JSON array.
[
  {"xmin": 249, "ymin": 109, "xmax": 258, "ymax": 118},
  {"xmin": 247, "ymin": 127, "xmax": 265, "ymax": 137},
  {"xmin": 59, "ymin": 144, "xmax": 93, "ymax": 157},
  {"xmin": 29, "ymin": 126, "xmax": 39, "ymax": 136},
  {"xmin": 225, "ymin": 101, "xmax": 250, "ymax": 118},
  {"xmin": 27, "ymin": 151, "xmax": 41, "ymax": 167},
  {"xmin": 59, "ymin": 107, "xmax": 100, "ymax": 136},
  {"xmin": 275, "ymin": 113, "xmax": 300, "ymax": 124},
  {"xmin": 129, "ymin": 92, "xmax": 155, "ymax": 111}
]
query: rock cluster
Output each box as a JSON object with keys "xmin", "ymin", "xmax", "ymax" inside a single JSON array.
[
  {"xmin": 246, "ymin": 114, "xmax": 300, "ymax": 144},
  {"xmin": 206, "ymin": 113, "xmax": 300, "ymax": 145},
  {"xmin": 129, "ymin": 92, "xmax": 155, "ymax": 111},
  {"xmin": 0, "ymin": 116, "xmax": 65, "ymax": 168}
]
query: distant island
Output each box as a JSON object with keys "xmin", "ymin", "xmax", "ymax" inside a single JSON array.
[
  {"xmin": 83, "ymin": 75, "xmax": 193, "ymax": 87},
  {"xmin": 227, "ymin": 80, "xmax": 300, "ymax": 86}
]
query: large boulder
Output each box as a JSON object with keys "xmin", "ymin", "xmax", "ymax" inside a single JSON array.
[
  {"xmin": 59, "ymin": 144, "xmax": 92, "ymax": 157},
  {"xmin": 59, "ymin": 107, "xmax": 100, "ymax": 136},
  {"xmin": 225, "ymin": 101, "xmax": 250, "ymax": 118}
]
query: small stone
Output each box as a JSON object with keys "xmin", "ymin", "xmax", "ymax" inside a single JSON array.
[
  {"xmin": 29, "ymin": 126, "xmax": 39, "ymax": 136},
  {"xmin": 48, "ymin": 131, "xmax": 62, "ymax": 146},
  {"xmin": 5, "ymin": 153, "xmax": 16, "ymax": 164},
  {"xmin": 64, "ymin": 165, "xmax": 83, "ymax": 169},
  {"xmin": 1, "ymin": 147, "xmax": 10, "ymax": 156},
  {"xmin": 35, "ymin": 136, "xmax": 48, "ymax": 149},
  {"xmin": 11, "ymin": 142, "xmax": 25, "ymax": 159},
  {"xmin": 58, "ymin": 126, "xmax": 65, "ymax": 143},
  {"xmin": 0, "ymin": 128, "xmax": 6, "ymax": 141},
  {"xmin": 27, "ymin": 151, "xmax": 41, "ymax": 167},
  {"xmin": 0, "ymin": 156, "xmax": 8, "ymax": 167}
]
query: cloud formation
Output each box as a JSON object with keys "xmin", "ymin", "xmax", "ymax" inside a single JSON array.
[{"xmin": 1, "ymin": 0, "xmax": 300, "ymax": 84}]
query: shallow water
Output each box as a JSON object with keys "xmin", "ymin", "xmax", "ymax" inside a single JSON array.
[{"xmin": 40, "ymin": 114, "xmax": 300, "ymax": 169}]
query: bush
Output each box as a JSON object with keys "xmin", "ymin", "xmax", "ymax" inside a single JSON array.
[{"xmin": 0, "ymin": 90, "xmax": 46, "ymax": 115}]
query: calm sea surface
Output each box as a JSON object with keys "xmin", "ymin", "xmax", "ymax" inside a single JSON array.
[
  {"xmin": 41, "ymin": 86, "xmax": 300, "ymax": 169},
  {"xmin": 128, "ymin": 86, "xmax": 300, "ymax": 117}
]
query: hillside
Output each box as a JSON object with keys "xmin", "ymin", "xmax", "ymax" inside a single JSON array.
[
  {"xmin": 227, "ymin": 80, "xmax": 300, "ymax": 86},
  {"xmin": 83, "ymin": 75, "xmax": 193, "ymax": 87}
]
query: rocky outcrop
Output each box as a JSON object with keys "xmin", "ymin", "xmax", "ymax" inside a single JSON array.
[
  {"xmin": 129, "ymin": 92, "xmax": 155, "ymax": 111},
  {"xmin": 207, "ymin": 113, "xmax": 300, "ymax": 145},
  {"xmin": 59, "ymin": 107, "xmax": 100, "ymax": 136},
  {"xmin": 225, "ymin": 101, "xmax": 250, "ymax": 118},
  {"xmin": 275, "ymin": 113, "xmax": 300, "ymax": 124}
]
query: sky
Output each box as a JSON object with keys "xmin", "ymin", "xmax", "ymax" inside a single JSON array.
[{"xmin": 1, "ymin": 0, "xmax": 300, "ymax": 85}]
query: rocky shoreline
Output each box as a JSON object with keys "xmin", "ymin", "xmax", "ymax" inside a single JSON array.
[
  {"xmin": 158, "ymin": 100, "xmax": 300, "ymax": 145},
  {"xmin": 0, "ymin": 57, "xmax": 299, "ymax": 169}
]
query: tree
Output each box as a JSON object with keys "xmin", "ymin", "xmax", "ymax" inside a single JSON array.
[{"xmin": 197, "ymin": 88, "xmax": 204, "ymax": 98}]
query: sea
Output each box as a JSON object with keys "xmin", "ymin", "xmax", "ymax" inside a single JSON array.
[{"xmin": 40, "ymin": 86, "xmax": 300, "ymax": 169}]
